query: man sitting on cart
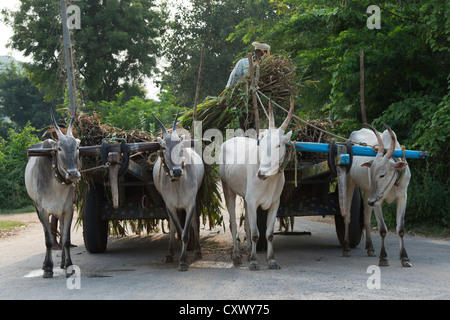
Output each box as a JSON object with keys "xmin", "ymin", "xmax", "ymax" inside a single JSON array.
[{"xmin": 225, "ymin": 41, "xmax": 270, "ymax": 88}]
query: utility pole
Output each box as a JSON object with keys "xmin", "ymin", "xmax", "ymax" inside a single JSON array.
[
  {"xmin": 60, "ymin": 0, "xmax": 77, "ymax": 112},
  {"xmin": 248, "ymin": 53, "xmax": 260, "ymax": 138},
  {"xmin": 360, "ymin": 49, "xmax": 367, "ymax": 127},
  {"xmin": 192, "ymin": 44, "xmax": 204, "ymax": 133}
]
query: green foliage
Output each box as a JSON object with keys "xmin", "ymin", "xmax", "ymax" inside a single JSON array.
[
  {"xmin": 373, "ymin": 91, "xmax": 449, "ymax": 160},
  {"xmin": 85, "ymin": 89, "xmax": 179, "ymax": 134},
  {"xmin": 0, "ymin": 220, "xmax": 25, "ymax": 232},
  {"xmin": 0, "ymin": 119, "xmax": 18, "ymax": 141},
  {"xmin": 0, "ymin": 62, "xmax": 55, "ymax": 134},
  {"xmin": 406, "ymin": 163, "xmax": 450, "ymax": 228},
  {"xmin": 3, "ymin": 0, "xmax": 164, "ymax": 102},
  {"xmin": 228, "ymin": 1, "xmax": 449, "ymax": 125},
  {"xmin": 0, "ymin": 123, "xmax": 39, "ymax": 209},
  {"xmin": 161, "ymin": 0, "xmax": 276, "ymax": 107},
  {"xmin": 418, "ymin": 90, "xmax": 450, "ymax": 160}
]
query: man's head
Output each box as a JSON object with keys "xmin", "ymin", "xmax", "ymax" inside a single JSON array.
[{"xmin": 253, "ymin": 41, "xmax": 270, "ymax": 58}]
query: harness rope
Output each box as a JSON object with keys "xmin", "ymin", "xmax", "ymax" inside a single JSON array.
[
  {"xmin": 256, "ymin": 90, "xmax": 349, "ymax": 142},
  {"xmin": 79, "ymin": 163, "xmax": 109, "ymax": 174},
  {"xmin": 51, "ymin": 149, "xmax": 77, "ymax": 186},
  {"xmin": 156, "ymin": 147, "xmax": 186, "ymax": 181}
]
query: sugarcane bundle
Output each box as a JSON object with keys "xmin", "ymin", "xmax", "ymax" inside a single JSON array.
[
  {"xmin": 73, "ymin": 111, "xmax": 156, "ymax": 170},
  {"xmin": 71, "ymin": 110, "xmax": 222, "ymax": 235},
  {"xmin": 181, "ymin": 55, "xmax": 299, "ymax": 132},
  {"xmin": 290, "ymin": 117, "xmax": 333, "ymax": 163},
  {"xmin": 74, "ymin": 111, "xmax": 154, "ymax": 145},
  {"xmin": 69, "ymin": 111, "xmax": 159, "ymax": 235},
  {"xmin": 292, "ymin": 118, "xmax": 331, "ymax": 144}
]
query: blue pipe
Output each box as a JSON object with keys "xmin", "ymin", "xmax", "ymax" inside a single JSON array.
[{"xmin": 289, "ymin": 142, "xmax": 427, "ymax": 159}]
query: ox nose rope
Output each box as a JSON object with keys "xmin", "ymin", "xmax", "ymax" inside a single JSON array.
[
  {"xmin": 156, "ymin": 148, "xmax": 186, "ymax": 182},
  {"xmin": 374, "ymin": 170, "xmax": 398, "ymax": 203},
  {"xmin": 51, "ymin": 149, "xmax": 78, "ymax": 186}
]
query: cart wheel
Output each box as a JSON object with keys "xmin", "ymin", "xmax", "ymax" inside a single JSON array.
[
  {"xmin": 83, "ymin": 183, "xmax": 108, "ymax": 253},
  {"xmin": 335, "ymin": 187, "xmax": 364, "ymax": 248}
]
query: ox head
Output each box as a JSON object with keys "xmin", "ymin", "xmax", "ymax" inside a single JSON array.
[
  {"xmin": 257, "ymin": 99, "xmax": 294, "ymax": 180},
  {"xmin": 362, "ymin": 123, "xmax": 408, "ymax": 206},
  {"xmin": 153, "ymin": 111, "xmax": 185, "ymax": 180},
  {"xmin": 50, "ymin": 109, "xmax": 81, "ymax": 183}
]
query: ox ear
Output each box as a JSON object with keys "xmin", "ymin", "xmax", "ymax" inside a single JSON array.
[
  {"xmin": 284, "ymin": 130, "xmax": 292, "ymax": 141},
  {"xmin": 391, "ymin": 161, "xmax": 408, "ymax": 171},
  {"xmin": 180, "ymin": 134, "xmax": 185, "ymax": 142},
  {"xmin": 361, "ymin": 160, "xmax": 373, "ymax": 168},
  {"xmin": 43, "ymin": 139, "xmax": 57, "ymax": 149},
  {"xmin": 157, "ymin": 137, "xmax": 164, "ymax": 145}
]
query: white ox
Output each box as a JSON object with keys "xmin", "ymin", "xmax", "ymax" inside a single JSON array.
[
  {"xmin": 152, "ymin": 112, "xmax": 204, "ymax": 271},
  {"xmin": 219, "ymin": 101, "xmax": 294, "ymax": 270},
  {"xmin": 338, "ymin": 123, "xmax": 411, "ymax": 267},
  {"xmin": 25, "ymin": 111, "xmax": 81, "ymax": 278}
]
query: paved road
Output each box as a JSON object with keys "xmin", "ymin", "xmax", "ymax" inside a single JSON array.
[{"xmin": 1, "ymin": 211, "xmax": 449, "ymax": 301}]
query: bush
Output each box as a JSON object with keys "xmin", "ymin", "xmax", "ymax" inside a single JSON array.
[
  {"xmin": 0, "ymin": 123, "xmax": 39, "ymax": 209},
  {"xmin": 84, "ymin": 89, "xmax": 180, "ymax": 135},
  {"xmin": 406, "ymin": 163, "xmax": 450, "ymax": 228}
]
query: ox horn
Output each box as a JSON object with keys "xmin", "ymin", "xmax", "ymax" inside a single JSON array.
[
  {"xmin": 268, "ymin": 99, "xmax": 275, "ymax": 129},
  {"xmin": 66, "ymin": 106, "xmax": 77, "ymax": 137},
  {"xmin": 279, "ymin": 98, "xmax": 294, "ymax": 131},
  {"xmin": 366, "ymin": 124, "xmax": 384, "ymax": 156},
  {"xmin": 50, "ymin": 108, "xmax": 63, "ymax": 137},
  {"xmin": 381, "ymin": 122, "xmax": 396, "ymax": 159},
  {"xmin": 152, "ymin": 113, "xmax": 168, "ymax": 135},
  {"xmin": 173, "ymin": 109, "xmax": 180, "ymax": 132}
]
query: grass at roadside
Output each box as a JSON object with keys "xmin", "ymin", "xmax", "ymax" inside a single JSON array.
[
  {"xmin": 0, "ymin": 220, "xmax": 25, "ymax": 233},
  {"xmin": 0, "ymin": 205, "xmax": 35, "ymax": 215},
  {"xmin": 407, "ymin": 224, "xmax": 450, "ymax": 239},
  {"xmin": 0, "ymin": 206, "xmax": 34, "ymax": 235}
]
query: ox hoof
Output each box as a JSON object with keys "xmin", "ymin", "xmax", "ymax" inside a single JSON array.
[
  {"xmin": 165, "ymin": 255, "xmax": 174, "ymax": 263},
  {"xmin": 367, "ymin": 249, "xmax": 376, "ymax": 257},
  {"xmin": 232, "ymin": 256, "xmax": 242, "ymax": 266},
  {"xmin": 194, "ymin": 252, "xmax": 203, "ymax": 260},
  {"xmin": 178, "ymin": 263, "xmax": 189, "ymax": 272},
  {"xmin": 379, "ymin": 258, "xmax": 389, "ymax": 267},
  {"xmin": 268, "ymin": 261, "xmax": 280, "ymax": 270},
  {"xmin": 342, "ymin": 250, "xmax": 351, "ymax": 257},
  {"xmin": 66, "ymin": 270, "xmax": 75, "ymax": 278},
  {"xmin": 401, "ymin": 260, "xmax": 412, "ymax": 268},
  {"xmin": 43, "ymin": 270, "xmax": 54, "ymax": 278},
  {"xmin": 249, "ymin": 262, "xmax": 260, "ymax": 271}
]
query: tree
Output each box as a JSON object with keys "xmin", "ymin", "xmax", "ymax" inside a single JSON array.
[
  {"xmin": 0, "ymin": 123, "xmax": 39, "ymax": 209},
  {"xmin": 85, "ymin": 88, "xmax": 179, "ymax": 135},
  {"xmin": 160, "ymin": 0, "xmax": 277, "ymax": 108},
  {"xmin": 229, "ymin": 0, "xmax": 449, "ymax": 126},
  {"xmin": 0, "ymin": 62, "xmax": 55, "ymax": 133},
  {"xmin": 2, "ymin": 0, "xmax": 165, "ymax": 103}
]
